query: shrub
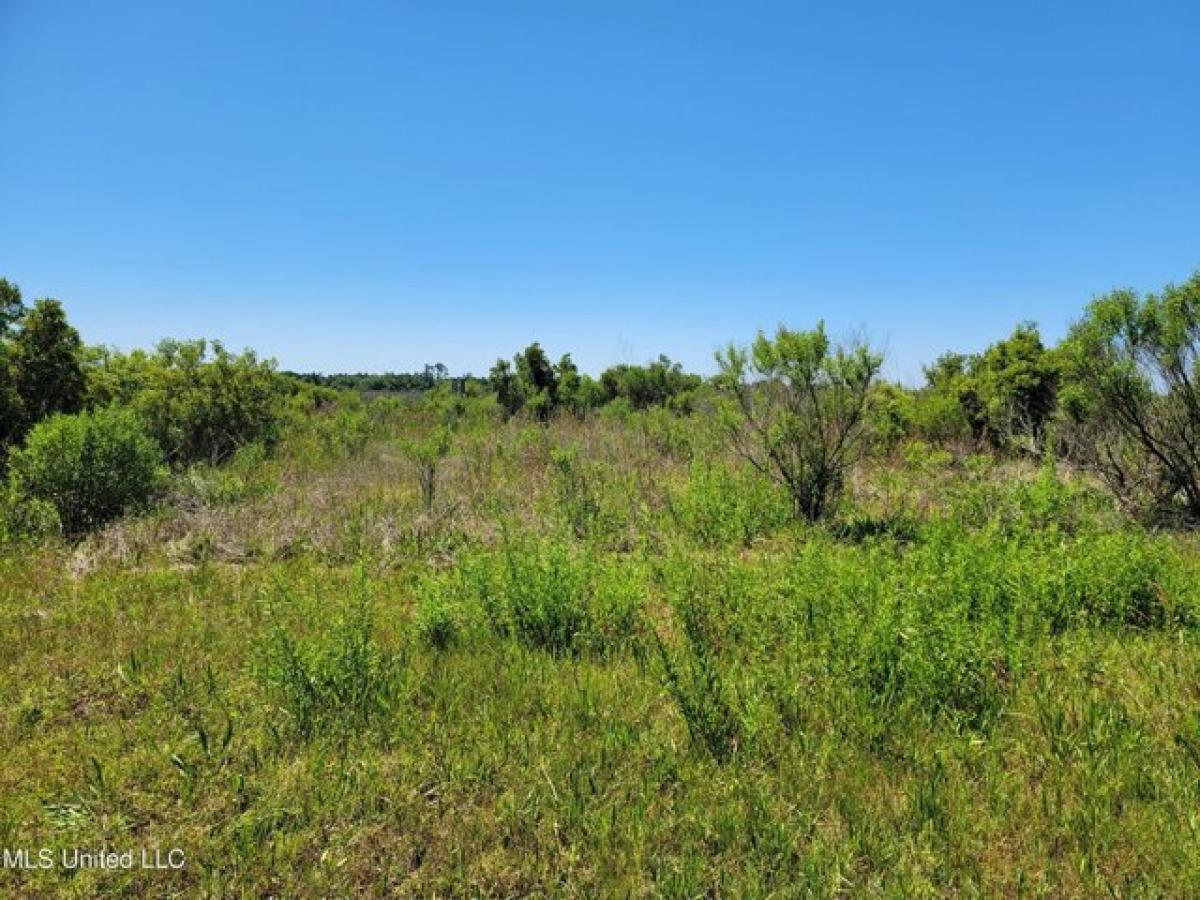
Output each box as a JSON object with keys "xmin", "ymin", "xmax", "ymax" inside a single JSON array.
[
  {"xmin": 449, "ymin": 541, "xmax": 643, "ymax": 655},
  {"xmin": 656, "ymin": 593, "xmax": 745, "ymax": 760},
  {"xmin": 413, "ymin": 583, "xmax": 471, "ymax": 651},
  {"xmin": 669, "ymin": 461, "xmax": 789, "ymax": 548},
  {"xmin": 1061, "ymin": 272, "xmax": 1200, "ymax": 519},
  {"xmin": 89, "ymin": 339, "xmax": 285, "ymax": 466},
  {"xmin": 401, "ymin": 424, "xmax": 452, "ymax": 513},
  {"xmin": 714, "ymin": 322, "xmax": 882, "ymax": 521},
  {"xmin": 7, "ymin": 406, "xmax": 163, "ymax": 536}
]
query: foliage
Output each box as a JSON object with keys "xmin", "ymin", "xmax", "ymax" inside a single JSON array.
[
  {"xmin": 88, "ymin": 338, "xmax": 285, "ymax": 466},
  {"xmin": 918, "ymin": 324, "xmax": 1059, "ymax": 452},
  {"xmin": 714, "ymin": 322, "xmax": 882, "ymax": 521},
  {"xmin": 7, "ymin": 406, "xmax": 163, "ymax": 537},
  {"xmin": 402, "ymin": 424, "xmax": 453, "ymax": 513},
  {"xmin": 656, "ymin": 592, "xmax": 746, "ymax": 760},
  {"xmin": 1061, "ymin": 271, "xmax": 1200, "ymax": 518},
  {"xmin": 0, "ymin": 277, "xmax": 25, "ymax": 337},
  {"xmin": 257, "ymin": 590, "xmax": 398, "ymax": 739},
  {"xmin": 9, "ymin": 297, "xmax": 86, "ymax": 431},
  {"xmin": 599, "ymin": 355, "xmax": 702, "ymax": 411}
]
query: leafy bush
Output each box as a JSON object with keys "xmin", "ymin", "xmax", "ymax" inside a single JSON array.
[
  {"xmin": 413, "ymin": 584, "xmax": 471, "ymax": 651},
  {"xmin": 444, "ymin": 541, "xmax": 643, "ymax": 655},
  {"xmin": 88, "ymin": 339, "xmax": 285, "ymax": 466},
  {"xmin": 0, "ymin": 486, "xmax": 60, "ymax": 545},
  {"xmin": 279, "ymin": 387, "xmax": 373, "ymax": 462},
  {"xmin": 1061, "ymin": 272, "xmax": 1200, "ymax": 519},
  {"xmin": 549, "ymin": 445, "xmax": 603, "ymax": 539},
  {"xmin": 669, "ymin": 461, "xmax": 789, "ymax": 547},
  {"xmin": 7, "ymin": 406, "xmax": 163, "ymax": 536},
  {"xmin": 715, "ymin": 322, "xmax": 883, "ymax": 521}
]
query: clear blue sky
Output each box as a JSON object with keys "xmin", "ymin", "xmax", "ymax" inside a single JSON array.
[{"xmin": 2, "ymin": 1, "xmax": 1197, "ymax": 381}]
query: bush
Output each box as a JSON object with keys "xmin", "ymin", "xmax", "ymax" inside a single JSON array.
[
  {"xmin": 88, "ymin": 339, "xmax": 285, "ymax": 466},
  {"xmin": 656, "ymin": 592, "xmax": 746, "ymax": 760},
  {"xmin": 714, "ymin": 323, "xmax": 883, "ymax": 521},
  {"xmin": 1061, "ymin": 272, "xmax": 1200, "ymax": 519},
  {"xmin": 7, "ymin": 406, "xmax": 163, "ymax": 536},
  {"xmin": 669, "ymin": 461, "xmax": 789, "ymax": 548},
  {"xmin": 443, "ymin": 541, "xmax": 643, "ymax": 655}
]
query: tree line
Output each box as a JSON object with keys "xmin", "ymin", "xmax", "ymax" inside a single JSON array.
[{"xmin": 1, "ymin": 270, "xmax": 1199, "ymax": 538}]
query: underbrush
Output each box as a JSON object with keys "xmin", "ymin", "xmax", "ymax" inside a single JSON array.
[
  {"xmin": 414, "ymin": 539, "xmax": 646, "ymax": 656},
  {"xmin": 255, "ymin": 581, "xmax": 402, "ymax": 740}
]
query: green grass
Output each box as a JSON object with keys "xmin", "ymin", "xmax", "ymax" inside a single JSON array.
[{"xmin": 2, "ymin": 408, "xmax": 1200, "ymax": 896}]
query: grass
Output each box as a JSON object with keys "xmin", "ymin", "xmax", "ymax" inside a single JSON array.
[{"xmin": 2, "ymin": 406, "xmax": 1200, "ymax": 896}]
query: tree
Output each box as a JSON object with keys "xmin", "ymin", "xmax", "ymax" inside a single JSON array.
[
  {"xmin": 714, "ymin": 323, "xmax": 883, "ymax": 521},
  {"xmin": 972, "ymin": 322, "xmax": 1059, "ymax": 452},
  {"xmin": 917, "ymin": 326, "xmax": 1059, "ymax": 452},
  {"xmin": 0, "ymin": 278, "xmax": 25, "ymax": 338},
  {"xmin": 88, "ymin": 339, "xmax": 285, "ymax": 466},
  {"xmin": 0, "ymin": 346, "xmax": 22, "ymax": 454},
  {"xmin": 489, "ymin": 358, "xmax": 521, "ymax": 417},
  {"xmin": 599, "ymin": 355, "xmax": 702, "ymax": 411},
  {"xmin": 1061, "ymin": 272, "xmax": 1200, "ymax": 518},
  {"xmin": 554, "ymin": 353, "xmax": 586, "ymax": 416},
  {"xmin": 11, "ymin": 298, "xmax": 86, "ymax": 428},
  {"xmin": 489, "ymin": 342, "xmax": 562, "ymax": 420},
  {"xmin": 514, "ymin": 342, "xmax": 558, "ymax": 420}
]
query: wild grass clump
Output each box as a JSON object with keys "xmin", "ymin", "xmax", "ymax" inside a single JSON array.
[
  {"xmin": 655, "ymin": 592, "xmax": 745, "ymax": 760},
  {"xmin": 256, "ymin": 592, "xmax": 400, "ymax": 739},
  {"xmin": 668, "ymin": 460, "xmax": 789, "ymax": 547},
  {"xmin": 417, "ymin": 540, "xmax": 645, "ymax": 656}
]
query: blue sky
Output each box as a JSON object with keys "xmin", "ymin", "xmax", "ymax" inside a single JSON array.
[{"xmin": 2, "ymin": 1, "xmax": 1197, "ymax": 381}]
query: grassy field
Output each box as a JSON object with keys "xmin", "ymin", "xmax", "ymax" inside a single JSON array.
[{"xmin": 3, "ymin": 404, "xmax": 1200, "ymax": 897}]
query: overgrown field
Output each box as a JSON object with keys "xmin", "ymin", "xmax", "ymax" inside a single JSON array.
[{"xmin": 3, "ymin": 403, "xmax": 1200, "ymax": 897}]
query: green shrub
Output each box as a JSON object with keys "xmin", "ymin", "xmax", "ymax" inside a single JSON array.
[
  {"xmin": 7, "ymin": 406, "xmax": 163, "ymax": 536},
  {"xmin": 89, "ymin": 339, "xmax": 285, "ymax": 466},
  {"xmin": 669, "ymin": 461, "xmax": 789, "ymax": 547},
  {"xmin": 550, "ymin": 445, "xmax": 602, "ymax": 539},
  {"xmin": 0, "ymin": 486, "xmax": 60, "ymax": 545},
  {"xmin": 414, "ymin": 583, "xmax": 470, "ymax": 651},
  {"xmin": 447, "ymin": 541, "xmax": 643, "ymax": 655}
]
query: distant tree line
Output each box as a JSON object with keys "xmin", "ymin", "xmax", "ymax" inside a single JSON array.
[
  {"xmin": 489, "ymin": 343, "xmax": 703, "ymax": 420},
  {"xmin": 286, "ymin": 364, "xmax": 479, "ymax": 395}
]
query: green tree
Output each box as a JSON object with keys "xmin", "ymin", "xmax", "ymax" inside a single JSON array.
[
  {"xmin": 554, "ymin": 353, "xmax": 586, "ymax": 416},
  {"xmin": 490, "ymin": 342, "xmax": 563, "ymax": 420},
  {"xmin": 1061, "ymin": 272, "xmax": 1200, "ymax": 517},
  {"xmin": 0, "ymin": 278, "xmax": 25, "ymax": 337},
  {"xmin": 88, "ymin": 339, "xmax": 284, "ymax": 466},
  {"xmin": 0, "ymin": 346, "xmax": 22, "ymax": 454},
  {"xmin": 11, "ymin": 298, "xmax": 86, "ymax": 428},
  {"xmin": 972, "ymin": 322, "xmax": 1060, "ymax": 451},
  {"xmin": 600, "ymin": 355, "xmax": 702, "ymax": 410},
  {"xmin": 714, "ymin": 323, "xmax": 883, "ymax": 521},
  {"xmin": 515, "ymin": 342, "xmax": 558, "ymax": 420},
  {"xmin": 489, "ymin": 358, "xmax": 521, "ymax": 417}
]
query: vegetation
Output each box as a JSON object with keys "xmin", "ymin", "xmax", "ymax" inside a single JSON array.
[
  {"xmin": 7, "ymin": 406, "xmax": 163, "ymax": 537},
  {"xmin": 715, "ymin": 323, "xmax": 882, "ymax": 521},
  {"xmin": 2, "ymin": 272, "xmax": 1200, "ymax": 894}
]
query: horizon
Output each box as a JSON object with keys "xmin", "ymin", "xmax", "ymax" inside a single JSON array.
[{"xmin": 2, "ymin": 1, "xmax": 1198, "ymax": 383}]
